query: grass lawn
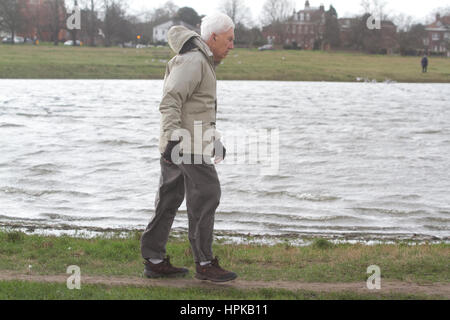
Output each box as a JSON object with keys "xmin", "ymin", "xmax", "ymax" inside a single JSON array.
[
  {"xmin": 1, "ymin": 230, "xmax": 449, "ymax": 283},
  {"xmin": 1, "ymin": 44, "xmax": 449, "ymax": 82},
  {"xmin": 0, "ymin": 230, "xmax": 448, "ymax": 299}
]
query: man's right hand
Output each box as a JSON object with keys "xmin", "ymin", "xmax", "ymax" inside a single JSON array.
[
  {"xmin": 213, "ymin": 140, "xmax": 226, "ymax": 164},
  {"xmin": 162, "ymin": 140, "xmax": 180, "ymax": 164}
]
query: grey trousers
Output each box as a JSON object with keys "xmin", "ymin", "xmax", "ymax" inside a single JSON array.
[{"xmin": 141, "ymin": 157, "xmax": 221, "ymax": 263}]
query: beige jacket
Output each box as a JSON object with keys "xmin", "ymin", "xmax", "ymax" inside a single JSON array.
[{"xmin": 158, "ymin": 26, "xmax": 219, "ymax": 156}]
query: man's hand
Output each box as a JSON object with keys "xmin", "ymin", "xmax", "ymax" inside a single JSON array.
[
  {"xmin": 162, "ymin": 140, "xmax": 180, "ymax": 164},
  {"xmin": 213, "ymin": 140, "xmax": 226, "ymax": 164}
]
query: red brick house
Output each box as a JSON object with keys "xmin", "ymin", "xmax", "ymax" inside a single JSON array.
[
  {"xmin": 263, "ymin": 1, "xmax": 326, "ymax": 49},
  {"xmin": 263, "ymin": 1, "xmax": 398, "ymax": 53},
  {"xmin": 285, "ymin": 1, "xmax": 326, "ymax": 49},
  {"xmin": 424, "ymin": 14, "xmax": 450, "ymax": 56}
]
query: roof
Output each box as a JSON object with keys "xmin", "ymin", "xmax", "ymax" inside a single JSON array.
[
  {"xmin": 426, "ymin": 15, "xmax": 450, "ymax": 29},
  {"xmin": 440, "ymin": 15, "xmax": 450, "ymax": 25}
]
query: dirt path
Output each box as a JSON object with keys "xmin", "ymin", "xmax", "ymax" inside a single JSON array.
[{"xmin": 1, "ymin": 270, "xmax": 449, "ymax": 298}]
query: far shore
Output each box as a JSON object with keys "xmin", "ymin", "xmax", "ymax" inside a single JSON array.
[
  {"xmin": 1, "ymin": 44, "xmax": 449, "ymax": 83},
  {"xmin": 0, "ymin": 222, "xmax": 447, "ymax": 245}
]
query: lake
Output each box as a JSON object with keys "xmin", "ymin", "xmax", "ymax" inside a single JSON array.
[{"xmin": 0, "ymin": 80, "xmax": 449, "ymax": 242}]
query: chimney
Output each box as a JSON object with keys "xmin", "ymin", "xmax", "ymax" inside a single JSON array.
[
  {"xmin": 320, "ymin": 4, "xmax": 325, "ymax": 12},
  {"xmin": 436, "ymin": 13, "xmax": 441, "ymax": 21},
  {"xmin": 305, "ymin": 1, "xmax": 310, "ymax": 9}
]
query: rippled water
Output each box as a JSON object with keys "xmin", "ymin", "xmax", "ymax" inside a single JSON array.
[{"xmin": 0, "ymin": 80, "xmax": 449, "ymax": 241}]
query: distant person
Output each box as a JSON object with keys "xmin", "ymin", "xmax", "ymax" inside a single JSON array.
[
  {"xmin": 140, "ymin": 13, "xmax": 237, "ymax": 283},
  {"xmin": 421, "ymin": 55, "xmax": 429, "ymax": 73}
]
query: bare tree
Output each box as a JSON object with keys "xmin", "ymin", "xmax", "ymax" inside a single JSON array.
[
  {"xmin": 0, "ymin": 0, "xmax": 26, "ymax": 44},
  {"xmin": 88, "ymin": 0, "xmax": 100, "ymax": 45},
  {"xmin": 260, "ymin": 0, "xmax": 294, "ymax": 45},
  {"xmin": 360, "ymin": 0, "xmax": 388, "ymax": 20},
  {"xmin": 78, "ymin": 0, "xmax": 101, "ymax": 46},
  {"xmin": 46, "ymin": 0, "xmax": 66, "ymax": 45},
  {"xmin": 102, "ymin": 0, "xmax": 130, "ymax": 46},
  {"xmin": 149, "ymin": 1, "xmax": 178, "ymax": 25},
  {"xmin": 160, "ymin": 0, "xmax": 178, "ymax": 18},
  {"xmin": 392, "ymin": 13, "xmax": 414, "ymax": 32},
  {"xmin": 260, "ymin": 0, "xmax": 294, "ymax": 26},
  {"xmin": 23, "ymin": 1, "xmax": 43, "ymax": 41},
  {"xmin": 219, "ymin": 0, "xmax": 251, "ymax": 25}
]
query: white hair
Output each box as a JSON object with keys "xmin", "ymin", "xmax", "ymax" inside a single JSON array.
[{"xmin": 201, "ymin": 12, "xmax": 235, "ymax": 41}]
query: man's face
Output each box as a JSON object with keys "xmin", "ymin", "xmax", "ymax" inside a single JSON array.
[{"xmin": 209, "ymin": 28, "xmax": 235, "ymax": 63}]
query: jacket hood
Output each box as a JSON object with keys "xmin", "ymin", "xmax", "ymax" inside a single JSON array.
[{"xmin": 167, "ymin": 26, "xmax": 215, "ymax": 66}]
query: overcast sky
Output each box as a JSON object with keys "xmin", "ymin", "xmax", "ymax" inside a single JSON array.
[{"xmin": 127, "ymin": 0, "xmax": 450, "ymax": 24}]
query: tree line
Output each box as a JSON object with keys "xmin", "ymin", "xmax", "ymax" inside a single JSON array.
[
  {"xmin": 0, "ymin": 0, "xmax": 263, "ymax": 46},
  {"xmin": 0, "ymin": 0, "xmax": 449, "ymax": 54}
]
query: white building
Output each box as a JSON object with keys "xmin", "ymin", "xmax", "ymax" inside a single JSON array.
[
  {"xmin": 0, "ymin": 29, "xmax": 9, "ymax": 38},
  {"xmin": 153, "ymin": 20, "xmax": 200, "ymax": 43}
]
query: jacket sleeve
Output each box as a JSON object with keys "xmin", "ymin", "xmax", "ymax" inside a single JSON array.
[{"xmin": 159, "ymin": 55, "xmax": 203, "ymax": 142}]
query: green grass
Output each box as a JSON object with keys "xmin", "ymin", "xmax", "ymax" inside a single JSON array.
[
  {"xmin": 0, "ymin": 230, "xmax": 448, "ymax": 284},
  {"xmin": 1, "ymin": 44, "xmax": 449, "ymax": 82},
  {"xmin": 0, "ymin": 230, "xmax": 448, "ymax": 300},
  {"xmin": 0, "ymin": 280, "xmax": 442, "ymax": 300}
]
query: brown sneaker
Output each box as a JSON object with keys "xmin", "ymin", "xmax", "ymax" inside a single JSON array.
[
  {"xmin": 195, "ymin": 257, "xmax": 237, "ymax": 283},
  {"xmin": 143, "ymin": 256, "xmax": 189, "ymax": 279}
]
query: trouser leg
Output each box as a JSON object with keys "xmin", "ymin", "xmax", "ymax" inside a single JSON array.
[
  {"xmin": 179, "ymin": 162, "xmax": 221, "ymax": 263},
  {"xmin": 141, "ymin": 158, "xmax": 185, "ymax": 260}
]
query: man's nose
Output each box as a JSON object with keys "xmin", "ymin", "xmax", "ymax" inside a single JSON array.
[{"xmin": 229, "ymin": 42, "xmax": 234, "ymax": 49}]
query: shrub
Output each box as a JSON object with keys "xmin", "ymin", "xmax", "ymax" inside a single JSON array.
[{"xmin": 311, "ymin": 238, "xmax": 334, "ymax": 249}]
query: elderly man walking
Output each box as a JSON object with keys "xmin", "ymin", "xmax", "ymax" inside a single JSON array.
[{"xmin": 140, "ymin": 13, "xmax": 237, "ymax": 282}]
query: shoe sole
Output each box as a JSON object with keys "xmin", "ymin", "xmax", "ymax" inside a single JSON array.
[
  {"xmin": 144, "ymin": 269, "xmax": 189, "ymax": 279},
  {"xmin": 194, "ymin": 273, "xmax": 238, "ymax": 283}
]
